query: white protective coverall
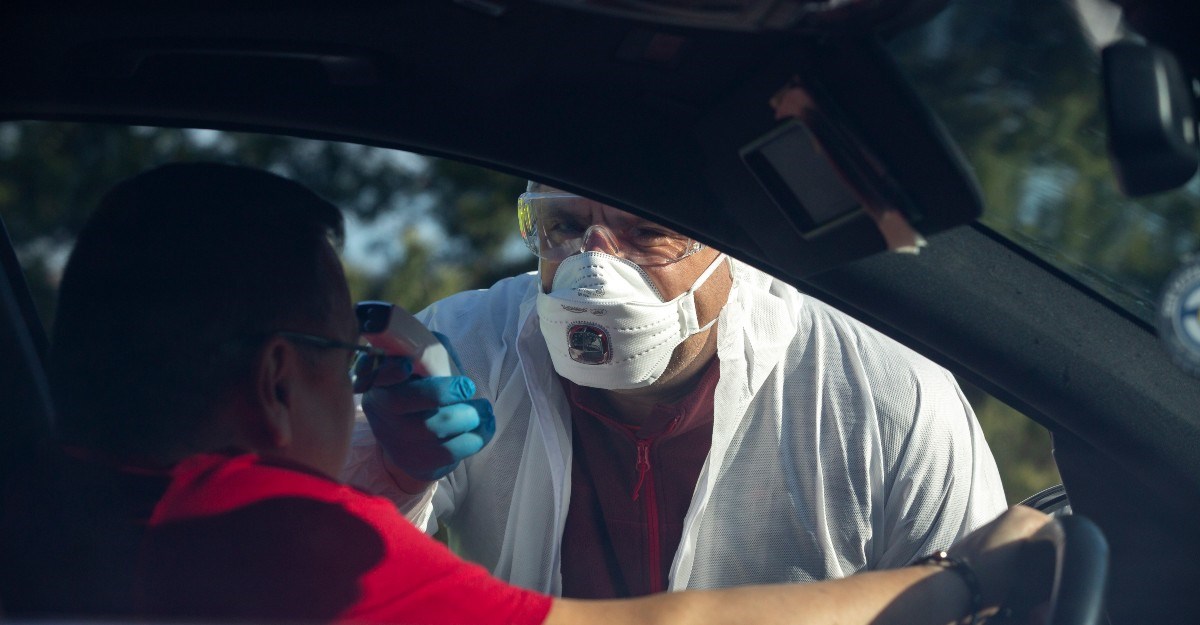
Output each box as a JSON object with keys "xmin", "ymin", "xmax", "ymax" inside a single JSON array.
[{"xmin": 344, "ymin": 258, "xmax": 1007, "ymax": 594}]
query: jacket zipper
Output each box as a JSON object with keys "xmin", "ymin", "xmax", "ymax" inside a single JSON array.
[{"xmin": 629, "ymin": 416, "xmax": 681, "ymax": 594}]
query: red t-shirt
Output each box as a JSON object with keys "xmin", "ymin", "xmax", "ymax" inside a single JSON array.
[{"xmin": 138, "ymin": 453, "xmax": 553, "ymax": 625}]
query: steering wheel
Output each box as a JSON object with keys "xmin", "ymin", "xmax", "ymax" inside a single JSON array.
[{"xmin": 1023, "ymin": 514, "xmax": 1109, "ymax": 625}]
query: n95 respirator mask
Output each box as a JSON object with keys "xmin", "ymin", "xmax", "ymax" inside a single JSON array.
[{"xmin": 536, "ymin": 251, "xmax": 726, "ymax": 390}]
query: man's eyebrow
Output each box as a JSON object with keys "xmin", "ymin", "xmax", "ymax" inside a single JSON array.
[{"xmin": 612, "ymin": 213, "xmax": 657, "ymax": 229}]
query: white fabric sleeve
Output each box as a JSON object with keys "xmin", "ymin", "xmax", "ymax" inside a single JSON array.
[
  {"xmin": 341, "ymin": 414, "xmax": 439, "ymax": 533},
  {"xmin": 875, "ymin": 369, "xmax": 1008, "ymax": 568}
]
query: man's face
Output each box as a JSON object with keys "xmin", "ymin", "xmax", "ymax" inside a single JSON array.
[
  {"xmin": 282, "ymin": 244, "xmax": 359, "ymax": 478},
  {"xmin": 533, "ymin": 186, "xmax": 732, "ymax": 392},
  {"xmin": 532, "ymin": 187, "xmax": 725, "ymax": 300}
]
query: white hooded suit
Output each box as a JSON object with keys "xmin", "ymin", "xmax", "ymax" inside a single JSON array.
[{"xmin": 345, "ymin": 258, "xmax": 1007, "ymax": 594}]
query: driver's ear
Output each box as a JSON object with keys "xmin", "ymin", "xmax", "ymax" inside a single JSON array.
[{"xmin": 247, "ymin": 336, "xmax": 301, "ymax": 451}]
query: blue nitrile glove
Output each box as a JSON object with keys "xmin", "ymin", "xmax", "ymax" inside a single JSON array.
[{"xmin": 357, "ymin": 333, "xmax": 495, "ymax": 482}]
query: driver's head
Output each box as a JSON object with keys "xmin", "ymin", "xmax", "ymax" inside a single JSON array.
[
  {"xmin": 51, "ymin": 163, "xmax": 357, "ymax": 476},
  {"xmin": 521, "ymin": 182, "xmax": 732, "ymax": 394}
]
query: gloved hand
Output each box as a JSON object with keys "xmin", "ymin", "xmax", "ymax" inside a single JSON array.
[{"xmin": 357, "ymin": 333, "xmax": 495, "ymax": 482}]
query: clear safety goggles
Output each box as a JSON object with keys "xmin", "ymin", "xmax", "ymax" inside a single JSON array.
[{"xmin": 517, "ymin": 192, "xmax": 702, "ymax": 267}]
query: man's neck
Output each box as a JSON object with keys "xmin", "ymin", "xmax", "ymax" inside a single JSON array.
[{"xmin": 593, "ymin": 355, "xmax": 718, "ymax": 425}]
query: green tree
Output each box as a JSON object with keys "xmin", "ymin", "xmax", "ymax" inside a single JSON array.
[{"xmin": 350, "ymin": 159, "xmax": 535, "ymax": 312}]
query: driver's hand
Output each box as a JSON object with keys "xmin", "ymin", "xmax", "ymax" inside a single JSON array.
[{"xmin": 948, "ymin": 505, "xmax": 1054, "ymax": 617}]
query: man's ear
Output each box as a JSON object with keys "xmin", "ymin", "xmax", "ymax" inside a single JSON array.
[{"xmin": 249, "ymin": 336, "xmax": 301, "ymax": 451}]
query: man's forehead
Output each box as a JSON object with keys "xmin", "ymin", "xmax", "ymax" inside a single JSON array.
[{"xmin": 529, "ymin": 184, "xmax": 663, "ymax": 227}]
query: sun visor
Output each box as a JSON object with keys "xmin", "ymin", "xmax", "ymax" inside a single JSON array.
[
  {"xmin": 697, "ymin": 36, "xmax": 983, "ymax": 276},
  {"xmin": 740, "ymin": 120, "xmax": 862, "ymax": 238}
]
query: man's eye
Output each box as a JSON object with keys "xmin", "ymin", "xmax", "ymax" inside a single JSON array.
[
  {"xmin": 630, "ymin": 227, "xmax": 677, "ymax": 246},
  {"xmin": 544, "ymin": 220, "xmax": 586, "ymax": 239}
]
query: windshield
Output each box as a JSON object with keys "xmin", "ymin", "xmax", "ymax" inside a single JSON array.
[{"xmin": 887, "ymin": 0, "xmax": 1200, "ymax": 324}]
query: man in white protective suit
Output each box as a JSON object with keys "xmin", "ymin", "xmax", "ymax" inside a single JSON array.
[{"xmin": 344, "ymin": 182, "xmax": 1008, "ymax": 598}]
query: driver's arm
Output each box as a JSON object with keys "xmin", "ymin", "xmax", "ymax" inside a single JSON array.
[
  {"xmin": 547, "ymin": 505, "xmax": 1050, "ymax": 625},
  {"xmin": 548, "ymin": 565, "xmax": 968, "ymax": 625}
]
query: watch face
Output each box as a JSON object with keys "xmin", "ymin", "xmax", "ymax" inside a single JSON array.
[
  {"xmin": 1159, "ymin": 258, "xmax": 1200, "ymax": 377},
  {"xmin": 567, "ymin": 323, "xmax": 612, "ymax": 365}
]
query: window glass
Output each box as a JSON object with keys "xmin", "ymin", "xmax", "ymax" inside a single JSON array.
[
  {"xmin": 888, "ymin": 0, "xmax": 1200, "ymax": 324},
  {"xmin": 1, "ymin": 120, "xmax": 1059, "ymax": 504},
  {"xmin": 957, "ymin": 379, "xmax": 1061, "ymax": 504},
  {"xmin": 0, "ymin": 122, "xmax": 534, "ymax": 330}
]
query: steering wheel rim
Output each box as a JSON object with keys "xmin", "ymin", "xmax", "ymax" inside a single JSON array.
[{"xmin": 1031, "ymin": 515, "xmax": 1109, "ymax": 625}]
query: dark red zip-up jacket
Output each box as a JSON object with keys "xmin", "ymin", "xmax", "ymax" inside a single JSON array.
[{"xmin": 559, "ymin": 361, "xmax": 719, "ymax": 598}]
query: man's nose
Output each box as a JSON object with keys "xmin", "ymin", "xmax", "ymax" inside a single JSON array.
[{"xmin": 580, "ymin": 224, "xmax": 622, "ymax": 255}]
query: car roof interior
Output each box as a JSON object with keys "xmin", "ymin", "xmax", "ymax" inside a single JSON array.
[{"xmin": 2, "ymin": 1, "xmax": 1200, "ymax": 622}]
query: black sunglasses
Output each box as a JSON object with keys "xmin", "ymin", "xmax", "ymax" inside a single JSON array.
[{"xmin": 278, "ymin": 331, "xmax": 386, "ymax": 393}]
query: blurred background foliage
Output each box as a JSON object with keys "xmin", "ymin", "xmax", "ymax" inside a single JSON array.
[
  {"xmin": 0, "ymin": 122, "xmax": 535, "ymax": 327},
  {"xmin": 11, "ymin": 0, "xmax": 1200, "ymax": 503}
]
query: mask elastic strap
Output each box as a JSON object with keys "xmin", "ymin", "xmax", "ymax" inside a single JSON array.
[
  {"xmin": 688, "ymin": 252, "xmax": 727, "ymax": 294},
  {"xmin": 679, "ymin": 253, "xmax": 727, "ymax": 335}
]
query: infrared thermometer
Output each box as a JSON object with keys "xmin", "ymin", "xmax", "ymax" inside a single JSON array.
[{"xmin": 355, "ymin": 301, "xmax": 458, "ymax": 377}]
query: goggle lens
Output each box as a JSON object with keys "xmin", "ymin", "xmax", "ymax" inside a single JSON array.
[{"xmin": 517, "ymin": 192, "xmax": 701, "ymax": 266}]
